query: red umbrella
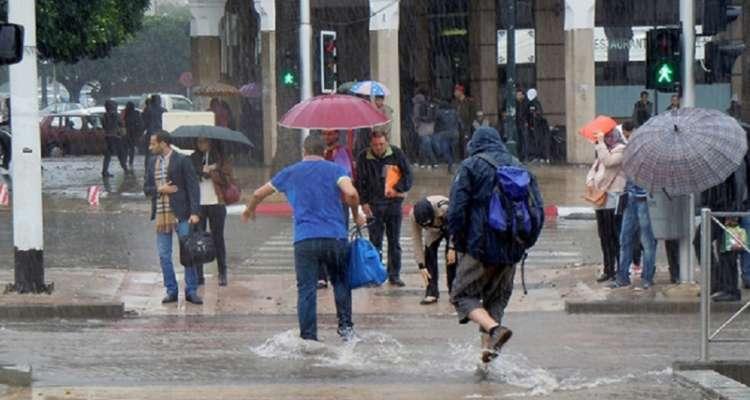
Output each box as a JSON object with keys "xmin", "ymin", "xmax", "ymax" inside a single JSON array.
[
  {"xmin": 279, "ymin": 94, "xmax": 390, "ymax": 130},
  {"xmin": 579, "ymin": 115, "xmax": 618, "ymax": 143}
]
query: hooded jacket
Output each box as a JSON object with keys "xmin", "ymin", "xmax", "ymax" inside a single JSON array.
[{"xmin": 447, "ymin": 127, "xmax": 543, "ymax": 265}]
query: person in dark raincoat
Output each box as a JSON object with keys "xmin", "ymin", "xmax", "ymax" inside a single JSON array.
[{"xmin": 447, "ymin": 126, "xmax": 543, "ymax": 363}]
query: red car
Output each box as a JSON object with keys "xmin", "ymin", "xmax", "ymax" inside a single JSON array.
[{"xmin": 40, "ymin": 112, "xmax": 106, "ymax": 157}]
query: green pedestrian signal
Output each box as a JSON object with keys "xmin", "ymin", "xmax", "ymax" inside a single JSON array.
[
  {"xmin": 657, "ymin": 62, "xmax": 675, "ymax": 84},
  {"xmin": 282, "ymin": 70, "xmax": 297, "ymax": 87}
]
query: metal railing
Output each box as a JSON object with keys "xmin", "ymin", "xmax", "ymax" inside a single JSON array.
[{"xmin": 700, "ymin": 208, "xmax": 750, "ymax": 361}]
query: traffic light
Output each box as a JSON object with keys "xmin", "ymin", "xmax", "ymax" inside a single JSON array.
[
  {"xmin": 702, "ymin": 0, "xmax": 741, "ymax": 36},
  {"xmin": 646, "ymin": 28, "xmax": 681, "ymax": 93},
  {"xmin": 704, "ymin": 40, "xmax": 745, "ymax": 83},
  {"xmin": 281, "ymin": 50, "xmax": 298, "ymax": 88},
  {"xmin": 320, "ymin": 31, "xmax": 337, "ymax": 94}
]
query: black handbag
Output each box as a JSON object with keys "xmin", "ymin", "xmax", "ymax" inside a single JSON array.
[{"xmin": 179, "ymin": 228, "xmax": 216, "ymax": 266}]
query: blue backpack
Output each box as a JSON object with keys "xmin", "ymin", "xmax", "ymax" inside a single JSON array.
[{"xmin": 477, "ymin": 154, "xmax": 545, "ymax": 257}]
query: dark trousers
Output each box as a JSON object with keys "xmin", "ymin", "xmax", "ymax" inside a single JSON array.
[
  {"xmin": 103, "ymin": 136, "xmax": 127, "ymax": 174},
  {"xmin": 0, "ymin": 133, "xmax": 9, "ymax": 170},
  {"xmin": 517, "ymin": 126, "xmax": 528, "ymax": 162},
  {"xmin": 424, "ymin": 236, "xmax": 457, "ymax": 298},
  {"xmin": 196, "ymin": 204, "xmax": 227, "ymax": 280},
  {"xmin": 125, "ymin": 136, "xmax": 138, "ymax": 166},
  {"xmin": 694, "ymin": 224, "xmax": 741, "ymax": 297},
  {"xmin": 294, "ymin": 238, "xmax": 353, "ymax": 340},
  {"xmin": 369, "ymin": 202, "xmax": 403, "ymax": 280},
  {"xmin": 665, "ymin": 239, "xmax": 680, "ymax": 282},
  {"xmin": 319, "ymin": 205, "xmax": 349, "ymax": 283},
  {"xmin": 595, "ymin": 209, "xmax": 620, "ymax": 277}
]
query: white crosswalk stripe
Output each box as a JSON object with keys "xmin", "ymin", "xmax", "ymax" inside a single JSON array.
[{"xmin": 237, "ymin": 225, "xmax": 582, "ymax": 272}]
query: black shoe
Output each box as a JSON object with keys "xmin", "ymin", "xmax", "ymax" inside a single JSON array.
[
  {"xmin": 337, "ymin": 326, "xmax": 356, "ymax": 342},
  {"xmin": 185, "ymin": 293, "xmax": 203, "ymax": 305},
  {"xmin": 161, "ymin": 293, "xmax": 178, "ymax": 304},
  {"xmin": 713, "ymin": 292, "xmax": 740, "ymax": 302},
  {"xmin": 596, "ymin": 273, "xmax": 614, "ymax": 283},
  {"xmin": 389, "ymin": 278, "xmax": 406, "ymax": 287},
  {"xmin": 218, "ymin": 273, "xmax": 227, "ymax": 287},
  {"xmin": 102, "ymin": 172, "xmax": 114, "ymax": 178},
  {"xmin": 482, "ymin": 326, "xmax": 513, "ymax": 363}
]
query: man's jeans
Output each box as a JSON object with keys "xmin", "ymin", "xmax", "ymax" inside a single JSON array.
[
  {"xmin": 294, "ymin": 238, "xmax": 353, "ymax": 340},
  {"xmin": 436, "ymin": 132, "xmax": 458, "ymax": 169},
  {"xmin": 740, "ymin": 217, "xmax": 750, "ymax": 285},
  {"xmin": 419, "ymin": 135, "xmax": 438, "ymax": 165},
  {"xmin": 157, "ymin": 220, "xmax": 199, "ymax": 297},
  {"xmin": 369, "ymin": 202, "xmax": 403, "ymax": 280},
  {"xmin": 616, "ymin": 197, "xmax": 657, "ymax": 285}
]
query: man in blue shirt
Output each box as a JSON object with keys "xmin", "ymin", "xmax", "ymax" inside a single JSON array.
[
  {"xmin": 610, "ymin": 180, "xmax": 657, "ymax": 289},
  {"xmin": 242, "ymin": 135, "xmax": 365, "ymax": 341}
]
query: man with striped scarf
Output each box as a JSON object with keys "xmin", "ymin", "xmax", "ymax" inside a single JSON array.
[{"xmin": 144, "ymin": 131, "xmax": 203, "ymax": 305}]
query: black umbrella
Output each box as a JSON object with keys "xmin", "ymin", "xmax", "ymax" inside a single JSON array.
[{"xmin": 170, "ymin": 125, "xmax": 254, "ymax": 147}]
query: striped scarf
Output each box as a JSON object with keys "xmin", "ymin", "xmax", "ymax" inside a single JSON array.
[{"xmin": 154, "ymin": 153, "xmax": 177, "ymax": 233}]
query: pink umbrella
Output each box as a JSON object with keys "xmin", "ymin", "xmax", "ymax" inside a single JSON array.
[{"xmin": 279, "ymin": 94, "xmax": 389, "ymax": 130}]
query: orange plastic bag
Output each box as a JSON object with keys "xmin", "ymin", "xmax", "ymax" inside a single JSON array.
[
  {"xmin": 579, "ymin": 116, "xmax": 617, "ymax": 143},
  {"xmin": 384, "ymin": 165, "xmax": 402, "ymax": 197}
]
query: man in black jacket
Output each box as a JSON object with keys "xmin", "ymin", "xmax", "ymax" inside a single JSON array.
[
  {"xmin": 144, "ymin": 131, "xmax": 203, "ymax": 305},
  {"xmin": 356, "ymin": 131, "xmax": 413, "ymax": 286}
]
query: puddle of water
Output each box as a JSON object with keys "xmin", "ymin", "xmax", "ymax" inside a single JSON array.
[{"xmin": 251, "ymin": 330, "xmax": 673, "ymax": 397}]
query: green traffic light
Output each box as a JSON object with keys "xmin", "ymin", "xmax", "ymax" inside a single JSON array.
[
  {"xmin": 282, "ymin": 71, "xmax": 296, "ymax": 86},
  {"xmin": 657, "ymin": 63, "xmax": 675, "ymax": 84}
]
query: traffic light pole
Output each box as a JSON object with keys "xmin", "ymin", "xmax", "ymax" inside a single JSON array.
[
  {"xmin": 679, "ymin": 0, "xmax": 696, "ymax": 284},
  {"xmin": 8, "ymin": 0, "xmax": 48, "ymax": 293}
]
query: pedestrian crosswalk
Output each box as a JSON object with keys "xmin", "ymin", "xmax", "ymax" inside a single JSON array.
[{"xmin": 236, "ymin": 222, "xmax": 588, "ymax": 273}]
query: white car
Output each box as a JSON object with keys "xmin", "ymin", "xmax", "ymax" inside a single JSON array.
[
  {"xmin": 40, "ymin": 102, "xmax": 84, "ymax": 116},
  {"xmin": 140, "ymin": 94, "xmax": 194, "ymax": 112}
]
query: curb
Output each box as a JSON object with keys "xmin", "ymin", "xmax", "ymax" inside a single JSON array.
[
  {"xmin": 0, "ymin": 303, "xmax": 124, "ymax": 319},
  {"xmin": 564, "ymin": 300, "xmax": 743, "ymax": 314},
  {"xmin": 674, "ymin": 369, "xmax": 750, "ymax": 400},
  {"xmin": 0, "ymin": 364, "xmax": 31, "ymax": 386}
]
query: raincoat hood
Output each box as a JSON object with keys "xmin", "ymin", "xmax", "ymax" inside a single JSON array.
[{"xmin": 468, "ymin": 127, "xmax": 509, "ymax": 157}]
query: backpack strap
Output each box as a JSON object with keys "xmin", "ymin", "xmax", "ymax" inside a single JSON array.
[{"xmin": 475, "ymin": 153, "xmax": 500, "ymax": 169}]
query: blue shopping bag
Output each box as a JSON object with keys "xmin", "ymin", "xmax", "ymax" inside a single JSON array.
[{"xmin": 348, "ymin": 230, "xmax": 387, "ymax": 289}]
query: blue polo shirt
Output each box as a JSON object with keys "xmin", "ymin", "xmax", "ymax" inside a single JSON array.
[{"xmin": 271, "ymin": 159, "xmax": 349, "ymax": 243}]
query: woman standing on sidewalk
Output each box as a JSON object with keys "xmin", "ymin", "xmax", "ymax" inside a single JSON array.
[
  {"xmin": 191, "ymin": 138, "xmax": 233, "ymax": 286},
  {"xmin": 589, "ymin": 125, "xmax": 627, "ymax": 282}
]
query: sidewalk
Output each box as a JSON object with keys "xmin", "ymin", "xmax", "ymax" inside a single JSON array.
[
  {"xmin": 0, "ymin": 266, "xmax": 566, "ymax": 319},
  {"xmin": 2, "ymin": 262, "xmax": 745, "ymax": 320},
  {"xmin": 561, "ymin": 263, "xmax": 750, "ymax": 314}
]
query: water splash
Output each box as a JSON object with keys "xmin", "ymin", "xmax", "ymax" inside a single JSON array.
[{"xmin": 251, "ymin": 331, "xmax": 673, "ymax": 397}]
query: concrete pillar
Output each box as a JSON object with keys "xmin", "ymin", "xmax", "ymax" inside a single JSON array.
[
  {"xmin": 564, "ymin": 0, "xmax": 596, "ymax": 164},
  {"xmin": 469, "ymin": 0, "xmax": 499, "ymax": 124},
  {"xmin": 369, "ymin": 0, "xmax": 401, "ymax": 147},
  {"xmin": 255, "ymin": 0, "xmax": 277, "ymax": 166},
  {"xmin": 189, "ymin": 0, "xmax": 226, "ymax": 87},
  {"xmin": 534, "ymin": 0, "xmax": 565, "ymax": 127}
]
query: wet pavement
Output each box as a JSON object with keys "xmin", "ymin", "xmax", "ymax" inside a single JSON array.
[
  {"xmin": 0, "ymin": 312, "xmax": 745, "ymax": 398},
  {"xmin": 0, "ymin": 156, "xmax": 746, "ymax": 399}
]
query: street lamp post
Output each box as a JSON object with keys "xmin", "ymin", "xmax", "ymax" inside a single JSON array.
[{"xmin": 679, "ymin": 0, "xmax": 696, "ymax": 284}]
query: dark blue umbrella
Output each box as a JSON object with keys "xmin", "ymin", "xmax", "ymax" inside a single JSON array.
[{"xmin": 171, "ymin": 125, "xmax": 254, "ymax": 147}]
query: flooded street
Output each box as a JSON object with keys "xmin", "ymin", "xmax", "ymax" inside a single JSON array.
[{"xmin": 2, "ymin": 312, "xmax": 742, "ymax": 399}]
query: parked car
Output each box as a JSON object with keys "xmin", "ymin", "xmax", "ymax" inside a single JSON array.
[
  {"xmin": 40, "ymin": 112, "xmax": 106, "ymax": 157},
  {"xmin": 110, "ymin": 96, "xmax": 143, "ymax": 109},
  {"xmin": 140, "ymin": 93, "xmax": 194, "ymax": 112},
  {"xmin": 40, "ymin": 102, "xmax": 84, "ymax": 116}
]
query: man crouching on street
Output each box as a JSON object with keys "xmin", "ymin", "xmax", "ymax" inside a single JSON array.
[
  {"xmin": 242, "ymin": 135, "xmax": 366, "ymax": 341},
  {"xmin": 447, "ymin": 127, "xmax": 544, "ymax": 364}
]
